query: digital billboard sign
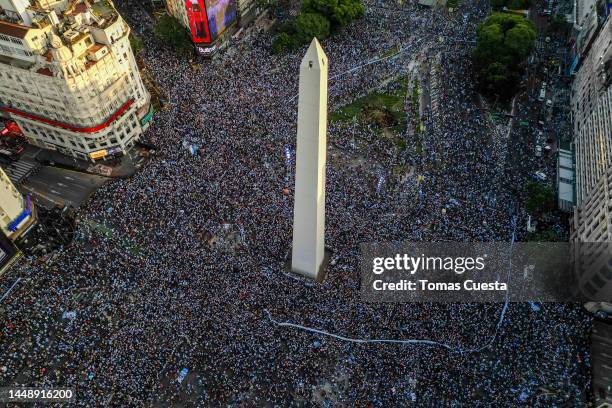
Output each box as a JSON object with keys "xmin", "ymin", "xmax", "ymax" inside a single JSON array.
[
  {"xmin": 186, "ymin": 0, "xmax": 236, "ymax": 44},
  {"xmin": 205, "ymin": 0, "xmax": 236, "ymax": 40}
]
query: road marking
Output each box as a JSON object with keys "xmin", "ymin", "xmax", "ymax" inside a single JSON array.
[
  {"xmin": 65, "ymin": 176, "xmax": 74, "ymax": 180},
  {"xmin": 57, "ymin": 183, "xmax": 67, "ymax": 187},
  {"xmin": 51, "ymin": 190, "xmax": 60, "ymax": 195},
  {"xmin": 21, "ymin": 185, "xmax": 64, "ymax": 207}
]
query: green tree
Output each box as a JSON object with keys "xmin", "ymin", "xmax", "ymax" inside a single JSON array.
[
  {"xmin": 129, "ymin": 34, "xmax": 143, "ymax": 56},
  {"xmin": 302, "ymin": 0, "xmax": 364, "ymax": 27},
  {"xmin": 294, "ymin": 12, "xmax": 331, "ymax": 44},
  {"xmin": 504, "ymin": 25, "xmax": 536, "ymax": 57},
  {"xmin": 549, "ymin": 14, "xmax": 570, "ymax": 34},
  {"xmin": 330, "ymin": 0, "xmax": 364, "ymax": 26},
  {"xmin": 272, "ymin": 32, "xmax": 297, "ymax": 54},
  {"xmin": 473, "ymin": 13, "xmax": 535, "ymax": 98},
  {"xmin": 154, "ymin": 14, "xmax": 193, "ymax": 56},
  {"xmin": 525, "ymin": 182, "xmax": 555, "ymax": 214}
]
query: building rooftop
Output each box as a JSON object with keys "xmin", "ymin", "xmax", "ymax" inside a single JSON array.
[
  {"xmin": 65, "ymin": 2, "xmax": 89, "ymax": 16},
  {"xmin": 0, "ymin": 21, "xmax": 29, "ymax": 39},
  {"xmin": 89, "ymin": 43, "xmax": 104, "ymax": 52},
  {"xmin": 91, "ymin": 1, "xmax": 115, "ymax": 19},
  {"xmin": 36, "ymin": 67, "xmax": 53, "ymax": 76}
]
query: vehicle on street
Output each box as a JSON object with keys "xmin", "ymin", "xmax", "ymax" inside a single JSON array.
[
  {"xmin": 534, "ymin": 171, "xmax": 547, "ymax": 181},
  {"xmin": 535, "ymin": 145, "xmax": 542, "ymax": 157},
  {"xmin": 0, "ymin": 148, "xmax": 18, "ymax": 161},
  {"xmin": 538, "ymin": 83, "xmax": 546, "ymax": 101}
]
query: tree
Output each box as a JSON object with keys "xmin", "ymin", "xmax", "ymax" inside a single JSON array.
[
  {"xmin": 272, "ymin": 32, "xmax": 297, "ymax": 54},
  {"xmin": 504, "ymin": 25, "xmax": 536, "ymax": 58},
  {"xmin": 302, "ymin": 0, "xmax": 363, "ymax": 28},
  {"xmin": 329, "ymin": 0, "xmax": 364, "ymax": 26},
  {"xmin": 154, "ymin": 15, "xmax": 193, "ymax": 56},
  {"xmin": 549, "ymin": 14, "xmax": 570, "ymax": 35},
  {"xmin": 473, "ymin": 13, "xmax": 535, "ymax": 98},
  {"xmin": 525, "ymin": 182, "xmax": 555, "ymax": 214},
  {"xmin": 294, "ymin": 12, "xmax": 331, "ymax": 44},
  {"xmin": 129, "ymin": 35, "xmax": 143, "ymax": 56}
]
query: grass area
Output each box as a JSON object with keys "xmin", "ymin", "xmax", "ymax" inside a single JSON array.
[
  {"xmin": 87, "ymin": 220, "xmax": 145, "ymax": 257},
  {"xmin": 88, "ymin": 221, "xmax": 113, "ymax": 238},
  {"xmin": 381, "ymin": 45, "xmax": 400, "ymax": 59},
  {"xmin": 415, "ymin": 142, "xmax": 423, "ymax": 156},
  {"xmin": 331, "ymin": 92, "xmax": 402, "ymax": 121},
  {"xmin": 331, "ymin": 76, "xmax": 408, "ymax": 131}
]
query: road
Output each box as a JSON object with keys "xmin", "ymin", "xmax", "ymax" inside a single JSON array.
[{"xmin": 22, "ymin": 166, "xmax": 109, "ymax": 209}]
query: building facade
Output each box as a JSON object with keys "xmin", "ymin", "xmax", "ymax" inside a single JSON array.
[
  {"xmin": 570, "ymin": 164, "xmax": 612, "ymax": 300},
  {"xmin": 0, "ymin": 166, "xmax": 35, "ymax": 241},
  {"xmin": 165, "ymin": 0, "xmax": 189, "ymax": 28},
  {"xmin": 592, "ymin": 319, "xmax": 612, "ymax": 407},
  {"xmin": 0, "ymin": 0, "xmax": 151, "ymax": 162},
  {"xmin": 557, "ymin": 148, "xmax": 575, "ymax": 212},
  {"xmin": 571, "ymin": 15, "xmax": 612, "ymax": 205}
]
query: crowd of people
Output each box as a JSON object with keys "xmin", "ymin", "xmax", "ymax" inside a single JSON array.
[{"xmin": 0, "ymin": 0, "xmax": 592, "ymax": 406}]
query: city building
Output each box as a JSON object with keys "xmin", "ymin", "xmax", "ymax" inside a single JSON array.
[
  {"xmin": 570, "ymin": 164, "xmax": 612, "ymax": 298},
  {"xmin": 569, "ymin": 0, "xmax": 608, "ymax": 74},
  {"xmin": 592, "ymin": 319, "xmax": 612, "ymax": 407},
  {"xmin": 235, "ymin": 0, "xmax": 256, "ymax": 27},
  {"xmin": 0, "ymin": 0, "xmax": 152, "ymax": 162},
  {"xmin": 557, "ymin": 148, "xmax": 575, "ymax": 212},
  {"xmin": 0, "ymin": 165, "xmax": 35, "ymax": 242},
  {"xmin": 571, "ymin": 14, "xmax": 612, "ymax": 205},
  {"xmin": 571, "ymin": 9, "xmax": 612, "ymax": 405}
]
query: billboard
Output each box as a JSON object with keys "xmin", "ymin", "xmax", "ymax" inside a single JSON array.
[
  {"xmin": 205, "ymin": 0, "xmax": 236, "ymax": 39},
  {"xmin": 186, "ymin": 0, "xmax": 211, "ymax": 44},
  {"xmin": 89, "ymin": 149, "xmax": 108, "ymax": 160},
  {"xmin": 186, "ymin": 0, "xmax": 236, "ymax": 44}
]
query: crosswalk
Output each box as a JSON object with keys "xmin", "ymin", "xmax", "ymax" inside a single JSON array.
[{"xmin": 3, "ymin": 159, "xmax": 40, "ymax": 185}]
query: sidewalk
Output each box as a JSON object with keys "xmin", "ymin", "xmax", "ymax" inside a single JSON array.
[{"xmin": 22, "ymin": 145, "xmax": 144, "ymax": 178}]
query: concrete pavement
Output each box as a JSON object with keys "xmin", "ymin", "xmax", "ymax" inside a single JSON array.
[{"xmin": 22, "ymin": 166, "xmax": 109, "ymax": 209}]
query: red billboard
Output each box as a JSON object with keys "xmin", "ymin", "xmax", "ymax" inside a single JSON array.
[{"xmin": 186, "ymin": 0, "xmax": 211, "ymax": 44}]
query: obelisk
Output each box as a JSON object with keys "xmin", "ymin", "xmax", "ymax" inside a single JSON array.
[{"xmin": 291, "ymin": 38, "xmax": 328, "ymax": 279}]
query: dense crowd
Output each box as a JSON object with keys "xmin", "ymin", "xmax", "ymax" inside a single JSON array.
[{"xmin": 0, "ymin": 0, "xmax": 592, "ymax": 406}]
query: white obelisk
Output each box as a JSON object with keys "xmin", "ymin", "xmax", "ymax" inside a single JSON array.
[{"xmin": 291, "ymin": 38, "xmax": 328, "ymax": 279}]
